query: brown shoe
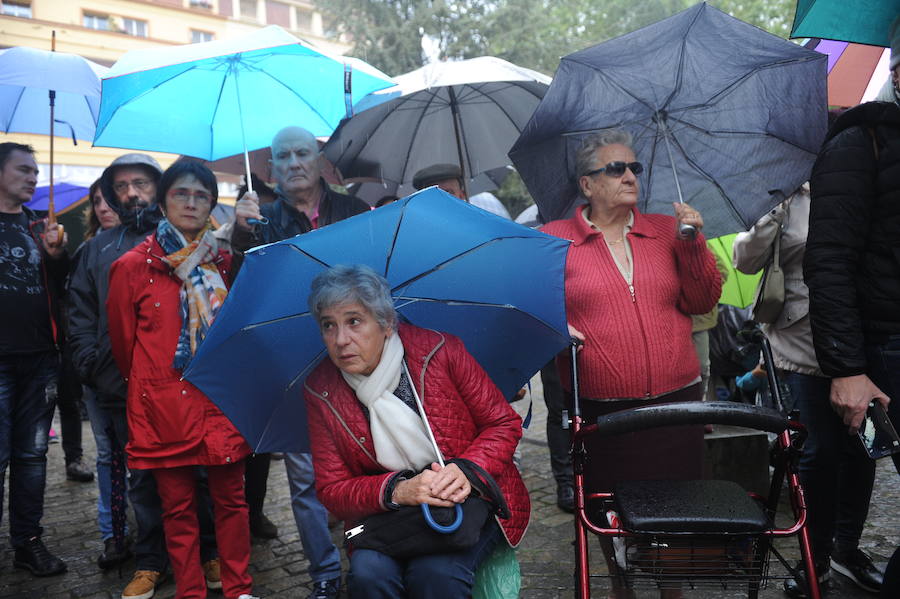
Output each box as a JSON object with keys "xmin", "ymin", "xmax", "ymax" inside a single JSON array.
[
  {"xmin": 203, "ymin": 558, "xmax": 222, "ymax": 590},
  {"xmin": 122, "ymin": 570, "xmax": 163, "ymax": 599}
]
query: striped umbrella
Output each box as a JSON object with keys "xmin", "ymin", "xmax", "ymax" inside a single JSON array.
[{"xmin": 805, "ymin": 38, "xmax": 892, "ymax": 107}]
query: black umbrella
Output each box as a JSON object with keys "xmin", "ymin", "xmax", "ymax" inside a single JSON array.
[{"xmin": 509, "ymin": 2, "xmax": 828, "ymax": 238}]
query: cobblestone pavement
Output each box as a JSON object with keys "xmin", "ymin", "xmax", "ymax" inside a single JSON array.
[{"xmin": 2, "ymin": 378, "xmax": 898, "ymax": 598}]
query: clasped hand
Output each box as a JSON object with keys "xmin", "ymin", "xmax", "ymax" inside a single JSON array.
[{"xmin": 392, "ymin": 462, "xmax": 471, "ymax": 507}]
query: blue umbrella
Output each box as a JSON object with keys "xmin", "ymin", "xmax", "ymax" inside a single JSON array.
[
  {"xmin": 0, "ymin": 46, "xmax": 107, "ymax": 143},
  {"xmin": 93, "ymin": 25, "xmax": 395, "ymax": 194},
  {"xmin": 26, "ymin": 183, "xmax": 90, "ymax": 213},
  {"xmin": 184, "ymin": 188, "xmax": 571, "ymax": 453}
]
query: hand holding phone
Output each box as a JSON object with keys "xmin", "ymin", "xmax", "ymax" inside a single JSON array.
[{"xmin": 858, "ymin": 401, "xmax": 900, "ymax": 459}]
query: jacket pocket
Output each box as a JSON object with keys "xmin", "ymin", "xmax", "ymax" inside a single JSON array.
[{"xmin": 133, "ymin": 380, "xmax": 205, "ymax": 451}]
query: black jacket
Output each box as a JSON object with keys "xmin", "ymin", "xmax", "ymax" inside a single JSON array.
[
  {"xmin": 66, "ymin": 163, "xmax": 160, "ymax": 407},
  {"xmin": 231, "ymin": 180, "xmax": 369, "ymax": 253},
  {"xmin": 804, "ymin": 101, "xmax": 900, "ymax": 377}
]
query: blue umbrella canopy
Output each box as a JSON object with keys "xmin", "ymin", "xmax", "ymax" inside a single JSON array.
[
  {"xmin": 0, "ymin": 46, "xmax": 107, "ymax": 142},
  {"xmin": 509, "ymin": 2, "xmax": 828, "ymax": 238},
  {"xmin": 184, "ymin": 188, "xmax": 570, "ymax": 452},
  {"xmin": 93, "ymin": 25, "xmax": 395, "ymax": 159},
  {"xmin": 26, "ymin": 183, "xmax": 90, "ymax": 213}
]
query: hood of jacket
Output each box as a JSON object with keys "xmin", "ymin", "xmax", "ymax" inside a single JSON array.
[
  {"xmin": 827, "ymin": 101, "xmax": 900, "ymax": 145},
  {"xmin": 99, "ymin": 155, "xmax": 163, "ymax": 234}
]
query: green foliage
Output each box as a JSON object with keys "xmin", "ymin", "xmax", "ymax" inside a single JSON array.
[{"xmin": 316, "ymin": 0, "xmax": 797, "ymax": 76}]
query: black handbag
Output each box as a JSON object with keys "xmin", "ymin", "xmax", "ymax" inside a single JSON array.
[{"xmin": 345, "ymin": 458, "xmax": 510, "ymax": 559}]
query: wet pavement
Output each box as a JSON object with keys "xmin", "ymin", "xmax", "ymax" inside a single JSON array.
[{"xmin": 1, "ymin": 377, "xmax": 897, "ymax": 598}]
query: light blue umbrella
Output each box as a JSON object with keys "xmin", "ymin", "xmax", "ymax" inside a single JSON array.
[
  {"xmin": 0, "ymin": 46, "xmax": 107, "ymax": 143},
  {"xmin": 93, "ymin": 25, "xmax": 395, "ymax": 191}
]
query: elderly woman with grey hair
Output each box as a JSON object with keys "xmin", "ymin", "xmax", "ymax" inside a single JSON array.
[
  {"xmin": 541, "ymin": 130, "xmax": 721, "ymax": 599},
  {"xmin": 302, "ymin": 264, "xmax": 530, "ymax": 599}
]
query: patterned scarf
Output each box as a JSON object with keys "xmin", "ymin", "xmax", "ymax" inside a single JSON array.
[{"xmin": 156, "ymin": 219, "xmax": 228, "ymax": 370}]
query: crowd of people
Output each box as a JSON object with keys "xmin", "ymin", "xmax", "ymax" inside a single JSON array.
[{"xmin": 2, "ymin": 25, "xmax": 900, "ymax": 599}]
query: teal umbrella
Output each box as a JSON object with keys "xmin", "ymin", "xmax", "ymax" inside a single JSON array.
[
  {"xmin": 708, "ymin": 234, "xmax": 761, "ymax": 309},
  {"xmin": 791, "ymin": 0, "xmax": 900, "ymax": 47}
]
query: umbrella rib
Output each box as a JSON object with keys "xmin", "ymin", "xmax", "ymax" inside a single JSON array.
[
  {"xmin": 208, "ymin": 67, "xmax": 231, "ymax": 158},
  {"xmin": 383, "ymin": 198, "xmax": 410, "ymax": 278},
  {"xmin": 244, "ymin": 60, "xmax": 336, "ymax": 130},
  {"xmin": 394, "ymin": 296, "xmax": 569, "ymax": 339},
  {"xmin": 240, "ymin": 310, "xmax": 312, "ymax": 331},
  {"xmin": 389, "ymin": 234, "xmax": 543, "ymax": 291},
  {"xmin": 661, "ymin": 2, "xmax": 704, "ymax": 109},
  {"xmin": 5, "ymin": 87, "xmax": 27, "ymax": 134},
  {"xmin": 563, "ymin": 58, "xmax": 657, "ymax": 113},
  {"xmin": 398, "ymin": 88, "xmax": 444, "ymax": 184}
]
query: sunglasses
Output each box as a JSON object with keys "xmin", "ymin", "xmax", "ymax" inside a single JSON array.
[{"xmin": 584, "ymin": 161, "xmax": 643, "ymax": 178}]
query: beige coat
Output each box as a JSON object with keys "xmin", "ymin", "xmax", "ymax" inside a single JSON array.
[{"xmin": 733, "ymin": 186, "xmax": 822, "ymax": 376}]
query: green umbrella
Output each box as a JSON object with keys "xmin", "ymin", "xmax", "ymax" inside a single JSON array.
[
  {"xmin": 708, "ymin": 234, "xmax": 762, "ymax": 309},
  {"xmin": 790, "ymin": 0, "xmax": 900, "ymax": 47}
]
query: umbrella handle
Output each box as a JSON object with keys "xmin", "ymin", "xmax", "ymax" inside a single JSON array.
[
  {"xmin": 678, "ymin": 223, "xmax": 697, "ymax": 240},
  {"xmin": 247, "ymin": 217, "xmax": 269, "ymax": 226},
  {"xmin": 421, "ymin": 503, "xmax": 464, "ymax": 534}
]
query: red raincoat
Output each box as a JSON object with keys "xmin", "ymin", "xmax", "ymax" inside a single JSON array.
[{"xmin": 107, "ymin": 234, "xmax": 249, "ymax": 469}]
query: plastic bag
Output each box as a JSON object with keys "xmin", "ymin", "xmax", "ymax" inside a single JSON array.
[{"xmin": 473, "ymin": 544, "xmax": 520, "ymax": 599}]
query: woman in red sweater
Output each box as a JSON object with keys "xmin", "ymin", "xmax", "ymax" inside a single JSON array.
[{"xmin": 541, "ymin": 130, "xmax": 721, "ymax": 599}]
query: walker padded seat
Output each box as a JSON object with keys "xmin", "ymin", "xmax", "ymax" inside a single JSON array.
[{"xmin": 613, "ymin": 480, "xmax": 771, "ymax": 534}]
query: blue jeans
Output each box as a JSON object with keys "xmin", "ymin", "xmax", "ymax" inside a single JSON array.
[
  {"xmin": 786, "ymin": 372, "xmax": 875, "ymax": 560},
  {"xmin": 347, "ymin": 520, "xmax": 503, "ymax": 599},
  {"xmin": 0, "ymin": 351, "xmax": 58, "ymax": 547},
  {"xmin": 105, "ymin": 402, "xmax": 218, "ymax": 571},
  {"xmin": 865, "ymin": 337, "xmax": 900, "ymax": 475},
  {"xmin": 83, "ymin": 388, "xmax": 127, "ymax": 540},
  {"xmin": 284, "ymin": 452, "xmax": 341, "ymax": 583}
]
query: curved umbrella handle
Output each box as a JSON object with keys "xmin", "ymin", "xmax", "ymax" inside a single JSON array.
[
  {"xmin": 678, "ymin": 223, "xmax": 697, "ymax": 240},
  {"xmin": 247, "ymin": 216, "xmax": 269, "ymax": 226},
  {"xmin": 420, "ymin": 503, "xmax": 463, "ymax": 534}
]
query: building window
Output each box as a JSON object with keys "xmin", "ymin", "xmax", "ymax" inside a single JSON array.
[
  {"xmin": 191, "ymin": 30, "xmax": 214, "ymax": 43},
  {"xmin": 122, "ymin": 17, "xmax": 147, "ymax": 37},
  {"xmin": 1, "ymin": 1, "xmax": 31, "ymax": 18},
  {"xmin": 190, "ymin": 0, "xmax": 213, "ymax": 8},
  {"xmin": 295, "ymin": 8, "xmax": 312, "ymax": 32},
  {"xmin": 83, "ymin": 13, "xmax": 110, "ymax": 31},
  {"xmin": 239, "ymin": 0, "xmax": 257, "ymax": 19}
]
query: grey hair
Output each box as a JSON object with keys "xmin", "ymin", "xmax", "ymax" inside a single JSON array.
[
  {"xmin": 574, "ymin": 129, "xmax": 634, "ymax": 177},
  {"xmin": 308, "ymin": 264, "xmax": 397, "ymax": 331}
]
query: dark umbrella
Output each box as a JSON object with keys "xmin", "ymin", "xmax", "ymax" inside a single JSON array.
[
  {"xmin": 509, "ymin": 2, "xmax": 828, "ymax": 238},
  {"xmin": 184, "ymin": 188, "xmax": 570, "ymax": 453}
]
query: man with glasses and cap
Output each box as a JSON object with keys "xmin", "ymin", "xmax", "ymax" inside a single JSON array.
[{"xmin": 68, "ymin": 153, "xmax": 221, "ymax": 599}]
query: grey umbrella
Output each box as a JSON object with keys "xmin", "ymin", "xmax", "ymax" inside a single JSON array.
[
  {"xmin": 324, "ymin": 56, "xmax": 550, "ymax": 198},
  {"xmin": 509, "ymin": 2, "xmax": 828, "ymax": 238}
]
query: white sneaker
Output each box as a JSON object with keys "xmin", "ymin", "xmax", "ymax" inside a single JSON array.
[{"xmin": 237, "ymin": 595, "xmax": 260, "ymax": 599}]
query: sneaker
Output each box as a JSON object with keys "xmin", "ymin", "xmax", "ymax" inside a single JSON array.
[
  {"xmin": 122, "ymin": 570, "xmax": 163, "ymax": 599},
  {"xmin": 48, "ymin": 428, "xmax": 59, "ymax": 444},
  {"xmin": 556, "ymin": 483, "xmax": 575, "ymax": 513},
  {"xmin": 204, "ymin": 558, "xmax": 222, "ymax": 590},
  {"xmin": 783, "ymin": 559, "xmax": 831, "ymax": 598},
  {"xmin": 308, "ymin": 577, "xmax": 340, "ymax": 599},
  {"xmin": 831, "ymin": 548, "xmax": 884, "ymax": 593},
  {"xmin": 13, "ymin": 536, "xmax": 67, "ymax": 577},
  {"xmin": 98, "ymin": 537, "xmax": 133, "ymax": 570},
  {"xmin": 66, "ymin": 458, "xmax": 95, "ymax": 482},
  {"xmin": 237, "ymin": 595, "xmax": 260, "ymax": 599},
  {"xmin": 249, "ymin": 512, "xmax": 279, "ymax": 539}
]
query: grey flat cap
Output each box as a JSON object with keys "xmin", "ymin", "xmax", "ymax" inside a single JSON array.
[{"xmin": 412, "ymin": 163, "xmax": 462, "ymax": 190}]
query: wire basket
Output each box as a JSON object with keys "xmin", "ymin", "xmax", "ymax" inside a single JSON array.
[{"xmin": 611, "ymin": 533, "xmax": 772, "ymax": 589}]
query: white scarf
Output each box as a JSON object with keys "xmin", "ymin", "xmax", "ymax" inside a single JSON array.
[{"xmin": 340, "ymin": 332, "xmax": 440, "ymax": 472}]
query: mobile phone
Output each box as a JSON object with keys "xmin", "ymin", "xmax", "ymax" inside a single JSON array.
[{"xmin": 858, "ymin": 401, "xmax": 900, "ymax": 459}]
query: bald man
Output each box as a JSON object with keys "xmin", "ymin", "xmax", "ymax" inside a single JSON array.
[
  {"xmin": 231, "ymin": 127, "xmax": 367, "ymax": 599},
  {"xmin": 232, "ymin": 126, "xmax": 369, "ymax": 251}
]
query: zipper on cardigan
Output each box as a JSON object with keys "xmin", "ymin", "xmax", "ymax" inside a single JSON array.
[{"xmin": 629, "ymin": 284, "xmax": 652, "ymax": 397}]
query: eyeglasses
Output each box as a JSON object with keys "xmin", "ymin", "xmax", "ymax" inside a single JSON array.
[
  {"xmin": 584, "ymin": 161, "xmax": 643, "ymax": 178},
  {"xmin": 168, "ymin": 188, "xmax": 213, "ymax": 206},
  {"xmin": 112, "ymin": 178, "xmax": 153, "ymax": 194}
]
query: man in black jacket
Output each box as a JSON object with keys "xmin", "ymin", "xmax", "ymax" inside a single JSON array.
[
  {"xmin": 68, "ymin": 153, "xmax": 219, "ymax": 599},
  {"xmin": 0, "ymin": 142, "xmax": 68, "ymax": 576},
  {"xmin": 803, "ymin": 23, "xmax": 900, "ymax": 596},
  {"xmin": 232, "ymin": 126, "xmax": 369, "ymax": 599}
]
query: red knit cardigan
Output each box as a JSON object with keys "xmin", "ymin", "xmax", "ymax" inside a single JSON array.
[{"xmin": 541, "ymin": 208, "xmax": 722, "ymax": 399}]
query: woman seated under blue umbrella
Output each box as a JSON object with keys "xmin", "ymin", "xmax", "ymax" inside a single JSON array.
[{"xmin": 303, "ymin": 264, "xmax": 530, "ymax": 598}]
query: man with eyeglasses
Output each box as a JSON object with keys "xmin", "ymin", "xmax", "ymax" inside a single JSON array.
[
  {"xmin": 68, "ymin": 154, "xmax": 221, "ymax": 599},
  {"xmin": 232, "ymin": 126, "xmax": 369, "ymax": 599}
]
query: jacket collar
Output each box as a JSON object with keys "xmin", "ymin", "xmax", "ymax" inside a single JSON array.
[
  {"xmin": 569, "ymin": 206, "xmax": 657, "ymax": 246},
  {"xmin": 272, "ymin": 178, "xmax": 331, "ymax": 231}
]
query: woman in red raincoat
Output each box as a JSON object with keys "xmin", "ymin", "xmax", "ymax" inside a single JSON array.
[{"xmin": 107, "ymin": 161, "xmax": 255, "ymax": 599}]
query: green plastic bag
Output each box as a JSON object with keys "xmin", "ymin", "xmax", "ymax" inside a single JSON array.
[{"xmin": 473, "ymin": 544, "xmax": 520, "ymax": 599}]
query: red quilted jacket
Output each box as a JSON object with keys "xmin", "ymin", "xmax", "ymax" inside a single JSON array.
[{"xmin": 304, "ymin": 323, "xmax": 531, "ymax": 546}]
